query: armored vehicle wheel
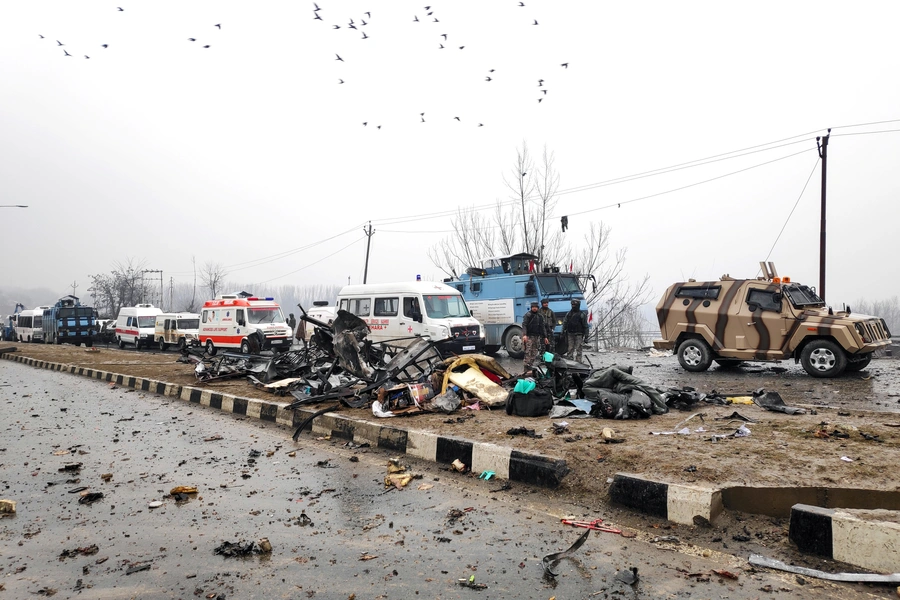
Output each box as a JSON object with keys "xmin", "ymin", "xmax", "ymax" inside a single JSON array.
[
  {"xmin": 677, "ymin": 338, "xmax": 712, "ymax": 372},
  {"xmin": 240, "ymin": 339, "xmax": 252, "ymax": 355},
  {"xmin": 135, "ymin": 338, "xmax": 142, "ymax": 350},
  {"xmin": 714, "ymin": 359, "xmax": 745, "ymax": 368},
  {"xmin": 118, "ymin": 337, "xmax": 125, "ymax": 349},
  {"xmin": 85, "ymin": 340, "xmax": 93, "ymax": 348},
  {"xmin": 158, "ymin": 338, "xmax": 168, "ymax": 351},
  {"xmin": 483, "ymin": 345, "xmax": 501, "ymax": 356},
  {"xmin": 844, "ymin": 353, "xmax": 871, "ymax": 372},
  {"xmin": 206, "ymin": 339, "xmax": 217, "ymax": 356},
  {"xmin": 800, "ymin": 339, "xmax": 847, "ymax": 378},
  {"xmin": 504, "ymin": 326, "xmax": 525, "ymax": 359}
]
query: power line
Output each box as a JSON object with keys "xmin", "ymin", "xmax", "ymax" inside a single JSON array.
[
  {"xmin": 832, "ymin": 128, "xmax": 900, "ymax": 137},
  {"xmin": 252, "ymin": 235, "xmax": 366, "ymax": 285},
  {"xmin": 763, "ymin": 156, "xmax": 821, "ymax": 263}
]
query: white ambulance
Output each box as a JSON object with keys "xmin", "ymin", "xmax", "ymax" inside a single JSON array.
[
  {"xmin": 198, "ymin": 295, "xmax": 291, "ymax": 355},
  {"xmin": 335, "ymin": 281, "xmax": 484, "ymax": 356},
  {"xmin": 115, "ymin": 304, "xmax": 164, "ymax": 350},
  {"xmin": 154, "ymin": 312, "xmax": 201, "ymax": 350}
]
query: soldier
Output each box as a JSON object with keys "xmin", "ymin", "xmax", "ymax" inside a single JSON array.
[
  {"xmin": 538, "ymin": 298, "xmax": 556, "ymax": 354},
  {"xmin": 521, "ymin": 301, "xmax": 548, "ymax": 373},
  {"xmin": 563, "ymin": 299, "xmax": 588, "ymax": 363}
]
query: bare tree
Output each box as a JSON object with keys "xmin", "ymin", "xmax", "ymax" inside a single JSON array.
[
  {"xmin": 200, "ymin": 261, "xmax": 228, "ymax": 299},
  {"xmin": 852, "ymin": 295, "xmax": 899, "ymax": 333},
  {"xmin": 429, "ymin": 143, "xmax": 651, "ymax": 349},
  {"xmin": 87, "ymin": 258, "xmax": 149, "ymax": 318}
]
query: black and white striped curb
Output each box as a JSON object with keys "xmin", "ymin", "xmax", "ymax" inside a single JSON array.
[
  {"xmin": 789, "ymin": 503, "xmax": 900, "ymax": 573},
  {"xmin": 608, "ymin": 473, "xmax": 723, "ymax": 525},
  {"xmin": 1, "ymin": 353, "xmax": 569, "ymax": 488}
]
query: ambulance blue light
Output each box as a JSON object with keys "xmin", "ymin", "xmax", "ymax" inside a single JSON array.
[{"xmin": 265, "ymin": 297, "xmax": 274, "ymax": 301}]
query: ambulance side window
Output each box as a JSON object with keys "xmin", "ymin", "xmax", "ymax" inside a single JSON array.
[
  {"xmin": 374, "ymin": 297, "xmax": 399, "ymax": 317},
  {"xmin": 202, "ymin": 311, "xmax": 208, "ymax": 324},
  {"xmin": 348, "ymin": 298, "xmax": 370, "ymax": 317},
  {"xmin": 236, "ymin": 309, "xmax": 246, "ymax": 326}
]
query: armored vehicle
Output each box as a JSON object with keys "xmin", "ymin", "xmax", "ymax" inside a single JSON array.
[{"xmin": 654, "ymin": 262, "xmax": 891, "ymax": 378}]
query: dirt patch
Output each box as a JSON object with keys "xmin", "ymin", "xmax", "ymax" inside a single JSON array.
[{"xmin": 6, "ymin": 344, "xmax": 900, "ymax": 500}]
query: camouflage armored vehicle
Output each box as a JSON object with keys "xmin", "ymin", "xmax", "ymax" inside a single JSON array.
[{"xmin": 654, "ymin": 262, "xmax": 891, "ymax": 378}]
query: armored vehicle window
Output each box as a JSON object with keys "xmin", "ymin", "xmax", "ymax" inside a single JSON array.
[
  {"xmin": 746, "ymin": 289, "xmax": 782, "ymax": 312},
  {"xmin": 783, "ymin": 283, "xmax": 825, "ymax": 308},
  {"xmin": 674, "ymin": 286, "xmax": 720, "ymax": 300},
  {"xmin": 471, "ymin": 282, "xmax": 481, "ymax": 292},
  {"xmin": 179, "ymin": 318, "xmax": 199, "ymax": 329},
  {"xmin": 374, "ymin": 297, "xmax": 399, "ymax": 317}
]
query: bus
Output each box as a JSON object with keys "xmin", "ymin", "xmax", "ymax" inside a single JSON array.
[
  {"xmin": 14, "ymin": 306, "xmax": 50, "ymax": 342},
  {"xmin": 43, "ymin": 296, "xmax": 97, "ymax": 347}
]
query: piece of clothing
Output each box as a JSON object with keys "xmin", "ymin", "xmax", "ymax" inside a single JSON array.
[
  {"xmin": 538, "ymin": 307, "xmax": 556, "ymax": 338},
  {"xmin": 563, "ymin": 309, "xmax": 588, "ymax": 334},
  {"xmin": 522, "ymin": 310, "xmax": 545, "ymax": 336},
  {"xmin": 524, "ymin": 336, "xmax": 542, "ymax": 370},
  {"xmin": 566, "ymin": 333, "xmax": 584, "ymax": 363}
]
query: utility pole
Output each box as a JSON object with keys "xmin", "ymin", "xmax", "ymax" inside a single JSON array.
[
  {"xmin": 169, "ymin": 277, "xmax": 174, "ymax": 312},
  {"xmin": 362, "ymin": 221, "xmax": 375, "ymax": 284},
  {"xmin": 817, "ymin": 129, "xmax": 831, "ymax": 301},
  {"xmin": 141, "ymin": 269, "xmax": 163, "ymax": 306}
]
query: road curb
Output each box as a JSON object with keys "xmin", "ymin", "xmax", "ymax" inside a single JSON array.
[
  {"xmin": 608, "ymin": 473, "xmax": 723, "ymax": 526},
  {"xmin": 789, "ymin": 503, "xmax": 900, "ymax": 573},
  {"xmin": 1, "ymin": 353, "xmax": 569, "ymax": 488}
]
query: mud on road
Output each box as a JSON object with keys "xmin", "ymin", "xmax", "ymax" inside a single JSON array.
[{"xmin": 5, "ymin": 344, "xmax": 900, "ymax": 504}]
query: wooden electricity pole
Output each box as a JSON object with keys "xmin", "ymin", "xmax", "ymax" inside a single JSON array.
[{"xmin": 817, "ymin": 129, "xmax": 831, "ymax": 301}]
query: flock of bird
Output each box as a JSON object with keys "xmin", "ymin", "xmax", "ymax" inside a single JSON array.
[
  {"xmin": 38, "ymin": 5, "xmax": 222, "ymax": 60},
  {"xmin": 311, "ymin": 2, "xmax": 571, "ymax": 130},
  {"xmin": 37, "ymin": 2, "xmax": 571, "ymax": 131}
]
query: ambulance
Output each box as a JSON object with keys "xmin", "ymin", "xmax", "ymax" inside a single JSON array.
[
  {"xmin": 198, "ymin": 295, "xmax": 291, "ymax": 355},
  {"xmin": 115, "ymin": 304, "xmax": 164, "ymax": 350},
  {"xmin": 335, "ymin": 280, "xmax": 484, "ymax": 357}
]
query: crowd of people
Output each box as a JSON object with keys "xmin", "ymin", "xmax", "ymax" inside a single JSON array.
[{"xmin": 522, "ymin": 298, "xmax": 589, "ymax": 373}]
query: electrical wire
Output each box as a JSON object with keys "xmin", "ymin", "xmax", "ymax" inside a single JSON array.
[
  {"xmin": 763, "ymin": 156, "xmax": 821, "ymax": 263},
  {"xmin": 831, "ymin": 128, "xmax": 900, "ymax": 137},
  {"xmin": 252, "ymin": 235, "xmax": 366, "ymax": 285}
]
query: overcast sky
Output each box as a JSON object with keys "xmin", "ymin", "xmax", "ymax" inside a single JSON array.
[{"xmin": 2, "ymin": 1, "xmax": 898, "ymax": 310}]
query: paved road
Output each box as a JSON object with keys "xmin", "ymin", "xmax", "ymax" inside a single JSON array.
[{"xmin": 1, "ymin": 361, "xmax": 893, "ymax": 599}]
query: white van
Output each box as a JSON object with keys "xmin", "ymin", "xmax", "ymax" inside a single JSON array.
[
  {"xmin": 15, "ymin": 306, "xmax": 50, "ymax": 342},
  {"xmin": 198, "ymin": 295, "xmax": 290, "ymax": 355},
  {"xmin": 336, "ymin": 281, "xmax": 484, "ymax": 356},
  {"xmin": 154, "ymin": 312, "xmax": 200, "ymax": 350},
  {"xmin": 115, "ymin": 304, "xmax": 163, "ymax": 350},
  {"xmin": 300, "ymin": 301, "xmax": 336, "ymax": 341}
]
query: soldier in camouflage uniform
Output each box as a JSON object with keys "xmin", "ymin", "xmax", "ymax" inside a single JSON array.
[
  {"xmin": 563, "ymin": 299, "xmax": 588, "ymax": 364},
  {"xmin": 538, "ymin": 298, "xmax": 556, "ymax": 354},
  {"xmin": 521, "ymin": 301, "xmax": 548, "ymax": 373}
]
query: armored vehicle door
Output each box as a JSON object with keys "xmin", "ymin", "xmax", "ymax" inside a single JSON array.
[{"xmin": 737, "ymin": 284, "xmax": 790, "ymax": 360}]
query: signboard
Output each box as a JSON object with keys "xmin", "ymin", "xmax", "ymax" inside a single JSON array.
[{"xmin": 467, "ymin": 299, "xmax": 514, "ymax": 324}]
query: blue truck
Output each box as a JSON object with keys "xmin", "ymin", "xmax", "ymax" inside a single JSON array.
[
  {"xmin": 42, "ymin": 295, "xmax": 98, "ymax": 347},
  {"xmin": 2, "ymin": 303, "xmax": 25, "ymax": 341},
  {"xmin": 444, "ymin": 252, "xmax": 592, "ymax": 358}
]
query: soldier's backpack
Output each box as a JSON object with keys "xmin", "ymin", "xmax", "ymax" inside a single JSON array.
[{"xmin": 505, "ymin": 387, "xmax": 554, "ymax": 417}]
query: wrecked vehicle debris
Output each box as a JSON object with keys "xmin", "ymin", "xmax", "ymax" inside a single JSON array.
[{"xmin": 542, "ymin": 528, "xmax": 591, "ymax": 577}]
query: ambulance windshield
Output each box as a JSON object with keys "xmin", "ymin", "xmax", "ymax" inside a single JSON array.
[
  {"xmin": 423, "ymin": 295, "xmax": 471, "ymax": 319},
  {"xmin": 248, "ymin": 307, "xmax": 284, "ymax": 324}
]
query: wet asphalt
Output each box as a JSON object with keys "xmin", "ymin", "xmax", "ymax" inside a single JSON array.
[{"xmin": 3, "ymin": 360, "xmax": 898, "ymax": 599}]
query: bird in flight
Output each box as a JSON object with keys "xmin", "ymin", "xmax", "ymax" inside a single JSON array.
[
  {"xmin": 561, "ymin": 63, "xmax": 568, "ymax": 68},
  {"xmin": 361, "ymin": 31, "xmax": 368, "ymax": 39},
  {"xmin": 63, "ymin": 49, "xmax": 71, "ymax": 56},
  {"xmin": 203, "ymin": 45, "xmax": 210, "ymax": 48},
  {"xmin": 454, "ymin": 116, "xmax": 460, "ymax": 121},
  {"xmin": 338, "ymin": 79, "xmax": 344, "ymax": 84},
  {"xmin": 459, "ymin": 46, "xmax": 464, "ymax": 49},
  {"xmin": 215, "ymin": 23, "xmax": 221, "ymax": 29},
  {"xmin": 313, "ymin": 2, "xmax": 321, "ymax": 10},
  {"xmin": 413, "ymin": 15, "xmax": 419, "ymax": 22},
  {"xmin": 541, "ymin": 89, "xmax": 547, "ymax": 94},
  {"xmin": 117, "ymin": 6, "xmax": 124, "ymax": 11},
  {"xmin": 478, "ymin": 123, "xmax": 484, "ymax": 127},
  {"xmin": 441, "ymin": 33, "xmax": 447, "ymax": 40},
  {"xmin": 377, "ymin": 125, "xmax": 381, "ymax": 129},
  {"xmin": 425, "ymin": 5, "xmax": 431, "ymax": 9},
  {"xmin": 333, "ymin": 24, "xmax": 340, "ymax": 29},
  {"xmin": 438, "ymin": 44, "xmax": 444, "ymax": 49},
  {"xmin": 314, "ymin": 12, "xmax": 322, "ymax": 20},
  {"xmin": 335, "ymin": 53, "xmax": 344, "ymax": 61},
  {"xmin": 519, "ymin": 1, "xmax": 525, "ymax": 5},
  {"xmin": 363, "ymin": 122, "xmax": 367, "ymax": 126},
  {"xmin": 102, "ymin": 44, "xmax": 108, "ymax": 48},
  {"xmin": 485, "ymin": 76, "xmax": 492, "ymax": 81},
  {"xmin": 433, "ymin": 17, "xmax": 439, "ymax": 22},
  {"xmin": 84, "ymin": 55, "xmax": 90, "ymax": 59},
  {"xmin": 38, "ymin": 34, "xmax": 44, "ymax": 38},
  {"xmin": 533, "ymin": 19, "xmax": 538, "ymax": 25},
  {"xmin": 365, "ymin": 12, "xmax": 371, "ymax": 18},
  {"xmin": 538, "ymin": 79, "xmax": 544, "ymax": 86},
  {"xmin": 537, "ymin": 98, "xmax": 543, "ymax": 103},
  {"xmin": 361, "ymin": 19, "xmax": 367, "ymax": 25},
  {"xmin": 57, "ymin": 40, "xmax": 64, "ymax": 46},
  {"xmin": 349, "ymin": 23, "xmax": 357, "ymax": 29},
  {"xmin": 188, "ymin": 38, "xmax": 196, "ymax": 41}
]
